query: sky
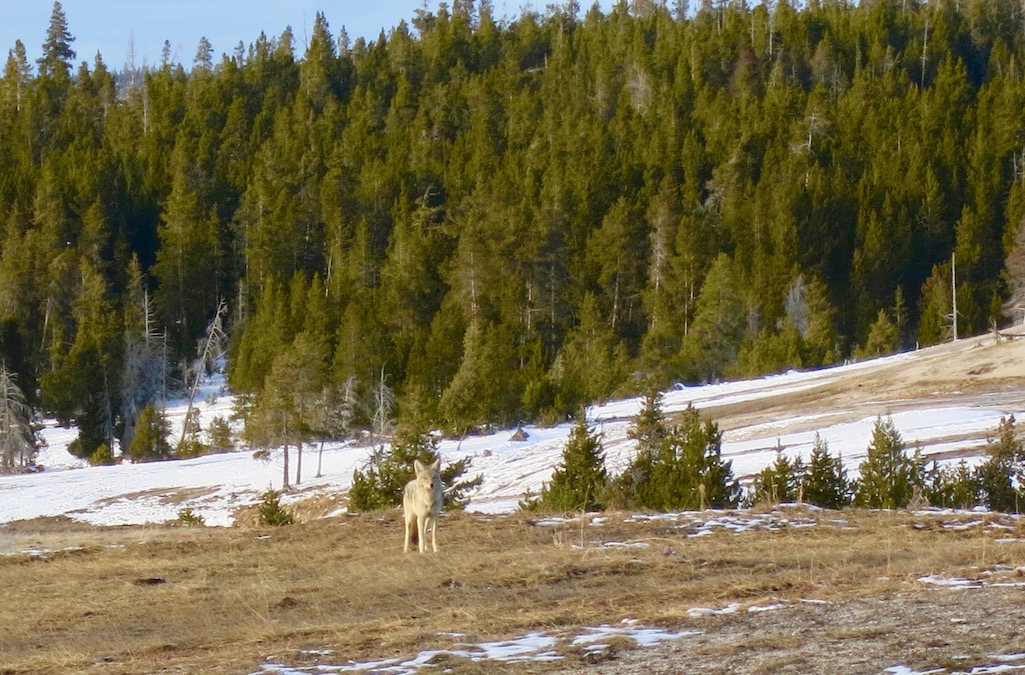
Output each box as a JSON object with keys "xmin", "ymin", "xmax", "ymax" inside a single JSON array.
[{"xmin": 0, "ymin": 1, "xmax": 603, "ymax": 72}]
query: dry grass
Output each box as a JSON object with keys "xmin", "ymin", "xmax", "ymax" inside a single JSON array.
[{"xmin": 1, "ymin": 507, "xmax": 1024, "ymax": 674}]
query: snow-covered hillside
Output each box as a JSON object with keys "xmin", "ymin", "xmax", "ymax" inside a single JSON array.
[{"xmin": 2, "ymin": 331, "xmax": 1023, "ymax": 527}]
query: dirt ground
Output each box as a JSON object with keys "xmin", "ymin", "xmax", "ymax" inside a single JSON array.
[
  {"xmin": 558, "ymin": 587, "xmax": 1025, "ymax": 674},
  {"xmin": 7, "ymin": 507, "xmax": 1023, "ymax": 675}
]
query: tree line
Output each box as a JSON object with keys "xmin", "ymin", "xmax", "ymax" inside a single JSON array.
[
  {"xmin": 2, "ymin": 1, "xmax": 1025, "ymax": 465},
  {"xmin": 527, "ymin": 394, "xmax": 1025, "ymax": 514}
]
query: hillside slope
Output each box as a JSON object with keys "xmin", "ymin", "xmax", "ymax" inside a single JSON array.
[{"xmin": 2, "ymin": 329, "xmax": 1024, "ymax": 525}]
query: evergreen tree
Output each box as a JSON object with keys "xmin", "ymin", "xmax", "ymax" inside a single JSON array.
[
  {"xmin": 152, "ymin": 143, "xmax": 220, "ymax": 354},
  {"xmin": 128, "ymin": 404, "xmax": 172, "ymax": 462},
  {"xmin": 800, "ymin": 275, "xmax": 839, "ymax": 366},
  {"xmin": 40, "ymin": 263, "xmax": 120, "ymax": 461},
  {"xmin": 678, "ymin": 253, "xmax": 745, "ymax": 381},
  {"xmin": 229, "ymin": 278, "xmax": 290, "ymax": 395},
  {"xmin": 636, "ymin": 405, "xmax": 741, "ymax": 511},
  {"xmin": 440, "ymin": 320, "xmax": 524, "ymax": 432},
  {"xmin": 926, "ymin": 460, "xmax": 980, "ymax": 510},
  {"xmin": 349, "ymin": 428, "xmax": 479, "ymax": 512},
  {"xmin": 257, "ymin": 488, "xmax": 294, "ymax": 525},
  {"xmin": 2, "ymin": 40, "xmax": 33, "ymax": 114},
  {"xmin": 584, "ymin": 198, "xmax": 648, "ymax": 342},
  {"xmin": 552, "ymin": 292, "xmax": 630, "ymax": 411},
  {"xmin": 37, "ymin": 2, "xmax": 76, "ymax": 80},
  {"xmin": 751, "ymin": 443, "xmax": 803, "ymax": 505},
  {"xmin": 193, "ymin": 37, "xmax": 214, "ymax": 72},
  {"xmin": 206, "ymin": 415, "xmax": 235, "ymax": 452},
  {"xmin": 803, "ymin": 434, "xmax": 851, "ymax": 509},
  {"xmin": 88, "ymin": 443, "xmax": 113, "ymax": 466},
  {"xmin": 524, "ymin": 414, "xmax": 608, "ymax": 512},
  {"xmin": 975, "ymin": 415, "xmax": 1023, "ymax": 513},
  {"xmin": 249, "ymin": 331, "xmax": 329, "ymax": 487},
  {"xmin": 858, "ymin": 309, "xmax": 899, "ymax": 359},
  {"xmin": 611, "ymin": 389, "xmax": 669, "ymax": 507},
  {"xmin": 854, "ymin": 416, "xmax": 925, "ymax": 509},
  {"xmin": 918, "ymin": 264, "xmax": 952, "ymax": 346}
]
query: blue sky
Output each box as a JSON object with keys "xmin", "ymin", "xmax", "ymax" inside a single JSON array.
[{"xmin": 1, "ymin": 1, "xmax": 595, "ymax": 71}]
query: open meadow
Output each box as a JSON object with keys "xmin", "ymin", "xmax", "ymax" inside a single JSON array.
[
  {"xmin": 3, "ymin": 331, "xmax": 1025, "ymax": 673},
  {"xmin": 2, "ymin": 507, "xmax": 1025, "ymax": 674}
]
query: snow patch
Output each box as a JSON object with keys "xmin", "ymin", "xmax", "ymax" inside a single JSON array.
[{"xmin": 255, "ymin": 624, "xmax": 698, "ymax": 674}]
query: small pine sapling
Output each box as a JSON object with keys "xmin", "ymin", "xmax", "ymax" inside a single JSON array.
[
  {"xmin": 610, "ymin": 389, "xmax": 669, "ymax": 508},
  {"xmin": 751, "ymin": 441, "xmax": 803, "ymax": 506},
  {"xmin": 854, "ymin": 417, "xmax": 924, "ymax": 509},
  {"xmin": 524, "ymin": 414, "xmax": 607, "ymax": 513},
  {"xmin": 803, "ymin": 434, "xmax": 851, "ymax": 509},
  {"xmin": 258, "ymin": 488, "xmax": 294, "ymax": 526},
  {"xmin": 176, "ymin": 507, "xmax": 206, "ymax": 527},
  {"xmin": 348, "ymin": 428, "xmax": 480, "ymax": 512},
  {"xmin": 975, "ymin": 416, "xmax": 1023, "ymax": 513}
]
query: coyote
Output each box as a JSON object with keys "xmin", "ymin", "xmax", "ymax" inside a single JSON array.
[{"xmin": 403, "ymin": 457, "xmax": 443, "ymax": 553}]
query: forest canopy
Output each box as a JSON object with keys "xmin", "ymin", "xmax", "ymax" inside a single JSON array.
[{"xmin": 2, "ymin": 0, "xmax": 1024, "ymax": 460}]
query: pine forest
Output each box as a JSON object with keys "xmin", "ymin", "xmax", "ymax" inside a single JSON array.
[{"xmin": 3, "ymin": 0, "xmax": 1025, "ymax": 463}]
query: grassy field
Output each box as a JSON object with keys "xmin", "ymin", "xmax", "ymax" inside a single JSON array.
[{"xmin": 2, "ymin": 506, "xmax": 1025, "ymax": 674}]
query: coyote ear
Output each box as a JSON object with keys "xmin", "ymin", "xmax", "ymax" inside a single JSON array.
[
  {"xmin": 431, "ymin": 457, "xmax": 441, "ymax": 471},
  {"xmin": 414, "ymin": 459, "xmax": 425, "ymax": 473}
]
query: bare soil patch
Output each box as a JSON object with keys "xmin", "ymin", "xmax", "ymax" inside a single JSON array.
[{"xmin": 560, "ymin": 587, "xmax": 1025, "ymax": 674}]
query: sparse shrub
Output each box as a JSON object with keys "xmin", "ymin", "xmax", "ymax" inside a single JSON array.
[
  {"xmin": 440, "ymin": 456, "xmax": 483, "ymax": 511},
  {"xmin": 751, "ymin": 442, "xmax": 804, "ymax": 505},
  {"xmin": 802, "ymin": 434, "xmax": 851, "ymax": 509},
  {"xmin": 522, "ymin": 414, "xmax": 607, "ymax": 513},
  {"xmin": 347, "ymin": 452, "xmax": 391, "ymax": 512},
  {"xmin": 88, "ymin": 443, "xmax": 114, "ymax": 466},
  {"xmin": 926, "ymin": 460, "xmax": 980, "ymax": 510},
  {"xmin": 854, "ymin": 416, "xmax": 926, "ymax": 509},
  {"xmin": 67, "ymin": 438, "xmax": 87, "ymax": 460},
  {"xmin": 258, "ymin": 488, "xmax": 294, "ymax": 526},
  {"xmin": 175, "ymin": 408, "xmax": 208, "ymax": 458},
  {"xmin": 176, "ymin": 507, "xmax": 206, "ymax": 527},
  {"xmin": 176, "ymin": 438, "xmax": 209, "ymax": 458}
]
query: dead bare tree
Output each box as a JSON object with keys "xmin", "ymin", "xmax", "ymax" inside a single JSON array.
[
  {"xmin": 0, "ymin": 365, "xmax": 37, "ymax": 473},
  {"xmin": 178, "ymin": 300, "xmax": 227, "ymax": 450}
]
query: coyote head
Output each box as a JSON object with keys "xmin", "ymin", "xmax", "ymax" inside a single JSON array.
[{"xmin": 414, "ymin": 457, "xmax": 441, "ymax": 490}]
